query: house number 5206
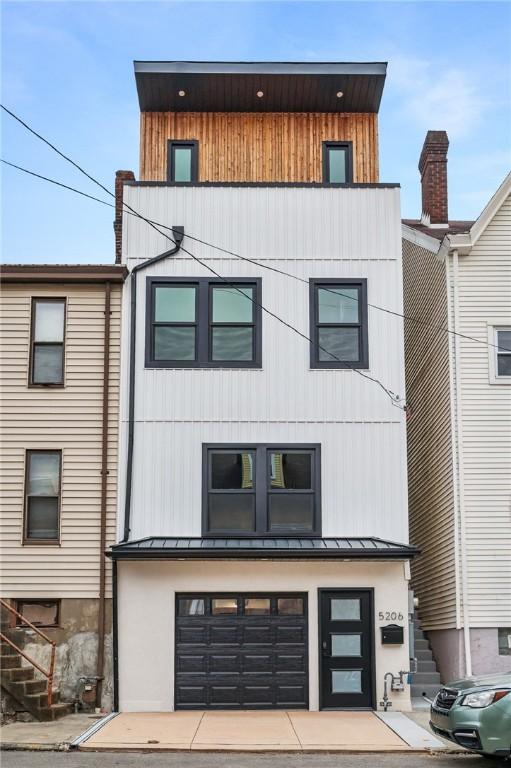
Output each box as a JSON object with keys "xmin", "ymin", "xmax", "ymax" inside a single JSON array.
[{"xmin": 379, "ymin": 611, "xmax": 404, "ymax": 621}]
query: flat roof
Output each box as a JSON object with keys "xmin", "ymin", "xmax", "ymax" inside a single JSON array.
[
  {"xmin": 134, "ymin": 60, "xmax": 387, "ymax": 113},
  {"xmin": 0, "ymin": 264, "xmax": 128, "ymax": 283}
]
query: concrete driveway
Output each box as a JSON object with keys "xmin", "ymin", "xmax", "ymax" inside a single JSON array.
[{"xmin": 79, "ymin": 710, "xmax": 440, "ymax": 752}]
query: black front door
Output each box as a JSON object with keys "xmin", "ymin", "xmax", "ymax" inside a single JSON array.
[{"xmin": 319, "ymin": 589, "xmax": 374, "ymax": 709}]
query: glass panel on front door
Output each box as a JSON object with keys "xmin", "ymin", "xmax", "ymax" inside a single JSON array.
[
  {"xmin": 331, "ymin": 598, "xmax": 360, "ymax": 621},
  {"xmin": 331, "ymin": 633, "xmax": 361, "ymax": 657},
  {"xmin": 332, "ymin": 669, "xmax": 362, "ymax": 693}
]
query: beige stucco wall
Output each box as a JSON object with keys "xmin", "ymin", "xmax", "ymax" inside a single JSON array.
[{"xmin": 117, "ymin": 559, "xmax": 412, "ymax": 712}]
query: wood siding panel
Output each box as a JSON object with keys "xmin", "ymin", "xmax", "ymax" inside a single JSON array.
[
  {"xmin": 402, "ymin": 238, "xmax": 457, "ymax": 630},
  {"xmin": 456, "ymin": 194, "xmax": 511, "ymax": 627},
  {"xmin": 0, "ymin": 283, "xmax": 122, "ymax": 598},
  {"xmin": 140, "ymin": 112, "xmax": 378, "ymax": 183}
]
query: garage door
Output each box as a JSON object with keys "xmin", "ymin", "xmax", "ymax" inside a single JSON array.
[{"xmin": 175, "ymin": 593, "xmax": 308, "ymax": 709}]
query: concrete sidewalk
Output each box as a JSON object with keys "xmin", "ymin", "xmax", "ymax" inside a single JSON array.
[
  {"xmin": 78, "ymin": 710, "xmax": 442, "ymax": 753},
  {"xmin": 0, "ymin": 714, "xmax": 102, "ymax": 751}
]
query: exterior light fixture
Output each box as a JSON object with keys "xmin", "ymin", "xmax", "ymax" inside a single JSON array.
[
  {"xmin": 178, "ymin": 90, "xmax": 186, "ymax": 97},
  {"xmin": 336, "ymin": 91, "xmax": 344, "ymax": 98},
  {"xmin": 256, "ymin": 91, "xmax": 264, "ymax": 98}
]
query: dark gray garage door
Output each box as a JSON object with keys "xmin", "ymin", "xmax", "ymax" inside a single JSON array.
[{"xmin": 175, "ymin": 593, "xmax": 308, "ymax": 709}]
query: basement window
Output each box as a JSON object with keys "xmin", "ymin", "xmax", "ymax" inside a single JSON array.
[
  {"xmin": 167, "ymin": 140, "xmax": 198, "ymax": 183},
  {"xmin": 15, "ymin": 600, "xmax": 60, "ymax": 628},
  {"xmin": 498, "ymin": 628, "xmax": 511, "ymax": 655},
  {"xmin": 322, "ymin": 142, "xmax": 353, "ymax": 184}
]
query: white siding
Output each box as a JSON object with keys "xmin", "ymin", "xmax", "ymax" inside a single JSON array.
[
  {"xmin": 119, "ymin": 186, "xmax": 409, "ymax": 542},
  {"xmin": 455, "ymin": 194, "xmax": 511, "ymax": 628},
  {"xmin": 402, "ymin": 238, "xmax": 457, "ymax": 630}
]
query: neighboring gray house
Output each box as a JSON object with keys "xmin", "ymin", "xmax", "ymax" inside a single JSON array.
[{"xmin": 402, "ymin": 131, "xmax": 511, "ymax": 683}]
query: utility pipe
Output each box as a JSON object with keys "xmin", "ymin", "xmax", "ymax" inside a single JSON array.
[
  {"xmin": 452, "ymin": 248, "xmax": 472, "ymax": 677},
  {"xmin": 96, "ymin": 281, "xmax": 111, "ymax": 708}
]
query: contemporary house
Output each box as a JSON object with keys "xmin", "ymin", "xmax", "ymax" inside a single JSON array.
[
  {"xmin": 111, "ymin": 61, "xmax": 419, "ymax": 714},
  {"xmin": 0, "ymin": 264, "xmax": 127, "ymax": 719},
  {"xmin": 402, "ymin": 131, "xmax": 511, "ymax": 682}
]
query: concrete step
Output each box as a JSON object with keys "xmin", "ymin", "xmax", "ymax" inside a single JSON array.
[
  {"xmin": 0, "ymin": 643, "xmax": 19, "ymax": 656},
  {"xmin": 414, "ymin": 628, "xmax": 426, "ymax": 640},
  {"xmin": 414, "ymin": 638, "xmax": 430, "ymax": 651},
  {"xmin": 415, "ymin": 648, "xmax": 433, "ymax": 661},
  {"xmin": 1, "ymin": 654, "xmax": 22, "ymax": 669},
  {"xmin": 5, "ymin": 667, "xmax": 36, "ymax": 682},
  {"xmin": 38, "ymin": 703, "xmax": 74, "ymax": 722},
  {"xmin": 411, "ymin": 683, "xmax": 441, "ymax": 699},
  {"xmin": 416, "ymin": 658, "xmax": 436, "ymax": 671},
  {"xmin": 413, "ymin": 671, "xmax": 441, "ymax": 685}
]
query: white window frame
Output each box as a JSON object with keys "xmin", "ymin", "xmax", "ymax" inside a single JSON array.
[{"xmin": 488, "ymin": 322, "xmax": 511, "ymax": 384}]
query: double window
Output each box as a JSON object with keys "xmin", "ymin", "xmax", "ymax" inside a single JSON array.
[
  {"xmin": 24, "ymin": 450, "xmax": 61, "ymax": 543},
  {"xmin": 146, "ymin": 278, "xmax": 262, "ymax": 368},
  {"xmin": 203, "ymin": 444, "xmax": 321, "ymax": 536},
  {"xmin": 322, "ymin": 142, "xmax": 353, "ymax": 184},
  {"xmin": 167, "ymin": 140, "xmax": 198, "ymax": 183},
  {"xmin": 30, "ymin": 298, "xmax": 66, "ymax": 385},
  {"xmin": 310, "ymin": 279, "xmax": 368, "ymax": 368}
]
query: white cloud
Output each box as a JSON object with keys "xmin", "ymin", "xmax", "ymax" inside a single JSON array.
[{"xmin": 389, "ymin": 55, "xmax": 487, "ymax": 139}]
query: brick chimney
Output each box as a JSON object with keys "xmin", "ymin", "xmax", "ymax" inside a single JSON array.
[
  {"xmin": 114, "ymin": 170, "xmax": 135, "ymax": 263},
  {"xmin": 418, "ymin": 131, "xmax": 449, "ymax": 226}
]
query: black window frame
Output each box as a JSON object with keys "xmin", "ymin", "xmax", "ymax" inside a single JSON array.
[
  {"xmin": 322, "ymin": 141, "xmax": 353, "ymax": 184},
  {"xmin": 23, "ymin": 449, "xmax": 62, "ymax": 545},
  {"xmin": 15, "ymin": 599, "xmax": 61, "ymax": 628},
  {"xmin": 202, "ymin": 443, "xmax": 321, "ymax": 538},
  {"xmin": 167, "ymin": 140, "xmax": 199, "ymax": 183},
  {"xmin": 309, "ymin": 278, "xmax": 369, "ymax": 369},
  {"xmin": 29, "ymin": 297, "xmax": 66, "ymax": 387},
  {"xmin": 145, "ymin": 277, "xmax": 262, "ymax": 369}
]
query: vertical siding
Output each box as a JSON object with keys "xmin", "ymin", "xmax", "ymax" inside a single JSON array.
[
  {"xmin": 402, "ymin": 238, "xmax": 457, "ymax": 630},
  {"xmin": 0, "ymin": 283, "xmax": 122, "ymax": 598},
  {"xmin": 119, "ymin": 186, "xmax": 409, "ymax": 543},
  {"xmin": 456, "ymin": 194, "xmax": 511, "ymax": 627},
  {"xmin": 140, "ymin": 112, "xmax": 379, "ymax": 183}
]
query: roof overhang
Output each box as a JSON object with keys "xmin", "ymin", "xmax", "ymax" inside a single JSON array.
[
  {"xmin": 401, "ymin": 223, "xmax": 442, "ymax": 254},
  {"xmin": 0, "ymin": 264, "xmax": 129, "ymax": 283},
  {"xmin": 134, "ymin": 61, "xmax": 387, "ymax": 113},
  {"xmin": 108, "ymin": 536, "xmax": 419, "ymax": 561}
]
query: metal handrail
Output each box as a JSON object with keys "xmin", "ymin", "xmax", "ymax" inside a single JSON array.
[{"xmin": 0, "ymin": 598, "xmax": 56, "ymax": 708}]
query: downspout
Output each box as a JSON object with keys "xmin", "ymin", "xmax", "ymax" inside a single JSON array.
[
  {"xmin": 122, "ymin": 226, "xmax": 185, "ymax": 542},
  {"xmin": 96, "ymin": 281, "xmax": 111, "ymax": 708},
  {"xmin": 452, "ymin": 248, "xmax": 472, "ymax": 676}
]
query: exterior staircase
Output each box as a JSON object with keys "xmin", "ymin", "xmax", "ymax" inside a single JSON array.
[
  {"xmin": 411, "ymin": 612, "xmax": 442, "ymax": 703},
  {"xmin": 1, "ymin": 640, "xmax": 73, "ymax": 721}
]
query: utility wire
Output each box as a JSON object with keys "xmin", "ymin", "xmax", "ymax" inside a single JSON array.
[
  {"xmin": 0, "ymin": 112, "xmax": 405, "ymax": 408},
  {"xmin": 2, "ymin": 148, "xmax": 509, "ymax": 362}
]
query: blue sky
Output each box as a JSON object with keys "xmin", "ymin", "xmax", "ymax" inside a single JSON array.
[{"xmin": 2, "ymin": 1, "xmax": 510, "ymax": 264}]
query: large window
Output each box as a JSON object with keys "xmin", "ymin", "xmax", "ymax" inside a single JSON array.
[
  {"xmin": 30, "ymin": 298, "xmax": 65, "ymax": 385},
  {"xmin": 309, "ymin": 279, "xmax": 368, "ymax": 369},
  {"xmin": 146, "ymin": 278, "xmax": 262, "ymax": 368},
  {"xmin": 203, "ymin": 444, "xmax": 321, "ymax": 536},
  {"xmin": 24, "ymin": 450, "xmax": 61, "ymax": 543},
  {"xmin": 167, "ymin": 140, "xmax": 198, "ymax": 183},
  {"xmin": 322, "ymin": 142, "xmax": 353, "ymax": 184}
]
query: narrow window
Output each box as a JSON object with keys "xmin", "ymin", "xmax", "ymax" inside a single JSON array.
[
  {"xmin": 24, "ymin": 450, "xmax": 61, "ymax": 543},
  {"xmin": 146, "ymin": 278, "xmax": 261, "ymax": 368},
  {"xmin": 15, "ymin": 600, "xmax": 60, "ymax": 627},
  {"xmin": 310, "ymin": 279, "xmax": 368, "ymax": 369},
  {"xmin": 30, "ymin": 299, "xmax": 65, "ymax": 385},
  {"xmin": 322, "ymin": 142, "xmax": 353, "ymax": 184},
  {"xmin": 167, "ymin": 140, "xmax": 198, "ymax": 183},
  {"xmin": 204, "ymin": 444, "xmax": 321, "ymax": 536},
  {"xmin": 495, "ymin": 328, "xmax": 511, "ymax": 378}
]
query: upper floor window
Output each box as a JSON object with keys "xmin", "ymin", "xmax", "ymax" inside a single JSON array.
[
  {"xmin": 24, "ymin": 450, "xmax": 61, "ymax": 543},
  {"xmin": 146, "ymin": 277, "xmax": 262, "ymax": 368},
  {"xmin": 309, "ymin": 279, "xmax": 368, "ymax": 369},
  {"xmin": 30, "ymin": 298, "xmax": 65, "ymax": 385},
  {"xmin": 322, "ymin": 142, "xmax": 353, "ymax": 184},
  {"xmin": 490, "ymin": 326, "xmax": 511, "ymax": 383},
  {"xmin": 167, "ymin": 140, "xmax": 198, "ymax": 183},
  {"xmin": 203, "ymin": 444, "xmax": 321, "ymax": 536}
]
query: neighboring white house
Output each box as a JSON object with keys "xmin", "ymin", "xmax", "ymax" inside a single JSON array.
[
  {"xmin": 402, "ymin": 132, "xmax": 511, "ymax": 682},
  {"xmin": 110, "ymin": 61, "xmax": 418, "ymax": 715}
]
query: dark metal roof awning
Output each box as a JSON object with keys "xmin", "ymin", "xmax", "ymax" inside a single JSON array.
[
  {"xmin": 108, "ymin": 536, "xmax": 419, "ymax": 560},
  {"xmin": 134, "ymin": 61, "xmax": 387, "ymax": 113}
]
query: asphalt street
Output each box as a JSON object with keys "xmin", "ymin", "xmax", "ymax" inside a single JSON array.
[{"xmin": 1, "ymin": 751, "xmax": 508, "ymax": 767}]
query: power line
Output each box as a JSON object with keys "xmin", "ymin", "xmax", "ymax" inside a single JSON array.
[
  {"xmin": 3, "ymin": 148, "xmax": 508, "ymax": 361},
  {"xmin": 0, "ymin": 111, "xmax": 405, "ymax": 408}
]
